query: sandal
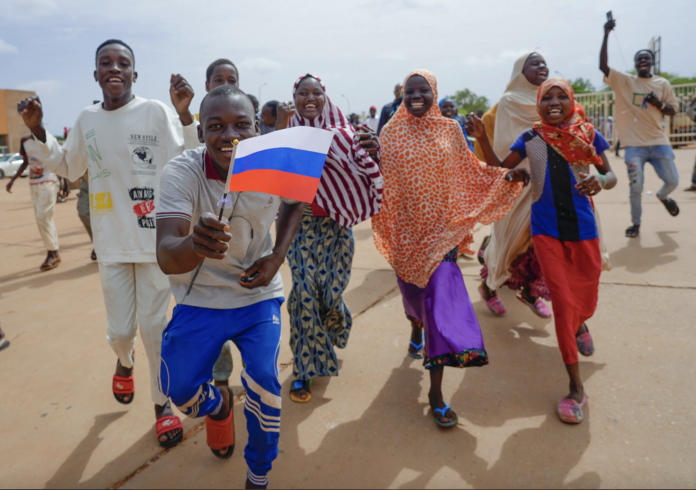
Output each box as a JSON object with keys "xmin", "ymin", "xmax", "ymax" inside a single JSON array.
[
  {"xmin": 409, "ymin": 332, "xmax": 425, "ymax": 359},
  {"xmin": 478, "ymin": 235, "xmax": 490, "ymax": 265},
  {"xmin": 557, "ymin": 395, "xmax": 587, "ymax": 424},
  {"xmin": 659, "ymin": 197, "xmax": 679, "ymax": 217},
  {"xmin": 576, "ymin": 324, "xmax": 595, "ymax": 357},
  {"xmin": 156, "ymin": 414, "xmax": 183, "ymax": 449},
  {"xmin": 206, "ymin": 386, "xmax": 235, "ymax": 459},
  {"xmin": 289, "ymin": 379, "xmax": 312, "ymax": 403},
  {"xmin": 112, "ymin": 374, "xmax": 134, "ymax": 405},
  {"xmin": 625, "ymin": 225, "xmax": 640, "ymax": 238},
  {"xmin": 516, "ymin": 292, "xmax": 552, "ymax": 319},
  {"xmin": 433, "ymin": 403, "xmax": 458, "ymax": 428},
  {"xmin": 0, "ymin": 340, "xmax": 9, "ymax": 351},
  {"xmin": 91, "ymin": 250, "xmax": 97, "ymax": 261},
  {"xmin": 40, "ymin": 256, "xmax": 61, "ymax": 271},
  {"xmin": 478, "ymin": 285, "xmax": 506, "ymax": 316}
]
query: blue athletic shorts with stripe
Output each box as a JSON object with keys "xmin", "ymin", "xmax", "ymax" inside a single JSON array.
[{"xmin": 159, "ymin": 297, "xmax": 283, "ymax": 487}]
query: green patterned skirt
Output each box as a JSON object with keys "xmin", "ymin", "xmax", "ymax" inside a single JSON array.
[{"xmin": 287, "ymin": 215, "xmax": 354, "ymax": 381}]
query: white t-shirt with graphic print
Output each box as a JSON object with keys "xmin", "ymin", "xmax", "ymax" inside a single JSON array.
[{"xmin": 35, "ymin": 95, "xmax": 199, "ymax": 263}]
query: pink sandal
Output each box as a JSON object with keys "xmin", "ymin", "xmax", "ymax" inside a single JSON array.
[
  {"xmin": 515, "ymin": 292, "xmax": 552, "ymax": 319},
  {"xmin": 478, "ymin": 285, "xmax": 506, "ymax": 316},
  {"xmin": 557, "ymin": 395, "xmax": 587, "ymax": 424}
]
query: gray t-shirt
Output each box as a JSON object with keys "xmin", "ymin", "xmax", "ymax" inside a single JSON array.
[{"xmin": 157, "ymin": 147, "xmax": 297, "ymax": 309}]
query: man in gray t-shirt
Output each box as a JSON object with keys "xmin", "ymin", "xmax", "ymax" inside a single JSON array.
[{"xmin": 155, "ymin": 85, "xmax": 303, "ymax": 489}]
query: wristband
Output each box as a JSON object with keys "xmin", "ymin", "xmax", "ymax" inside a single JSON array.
[{"xmin": 598, "ymin": 174, "xmax": 607, "ymax": 188}]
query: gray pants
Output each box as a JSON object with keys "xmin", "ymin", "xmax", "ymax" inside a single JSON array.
[
  {"xmin": 212, "ymin": 340, "xmax": 233, "ymax": 381},
  {"xmin": 77, "ymin": 177, "xmax": 92, "ymax": 241}
]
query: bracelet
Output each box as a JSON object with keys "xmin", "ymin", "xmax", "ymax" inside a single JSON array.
[{"xmin": 598, "ymin": 174, "xmax": 607, "ymax": 188}]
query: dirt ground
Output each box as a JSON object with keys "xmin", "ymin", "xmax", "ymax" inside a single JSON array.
[{"xmin": 1, "ymin": 148, "xmax": 694, "ymax": 489}]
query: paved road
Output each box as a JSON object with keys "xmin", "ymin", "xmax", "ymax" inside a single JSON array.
[{"xmin": 1, "ymin": 148, "xmax": 694, "ymax": 489}]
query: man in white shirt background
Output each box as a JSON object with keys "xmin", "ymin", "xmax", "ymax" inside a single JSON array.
[
  {"xmin": 365, "ymin": 105, "xmax": 379, "ymax": 132},
  {"xmin": 18, "ymin": 39, "xmax": 199, "ymax": 448}
]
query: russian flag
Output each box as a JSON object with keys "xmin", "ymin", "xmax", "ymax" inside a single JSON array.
[{"xmin": 226, "ymin": 126, "xmax": 334, "ymax": 203}]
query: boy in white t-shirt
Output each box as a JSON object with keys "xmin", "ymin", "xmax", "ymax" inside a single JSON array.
[
  {"xmin": 156, "ymin": 85, "xmax": 304, "ymax": 488},
  {"xmin": 19, "ymin": 39, "xmax": 199, "ymax": 448},
  {"xmin": 601, "ymin": 18, "xmax": 680, "ymax": 238},
  {"xmin": 5, "ymin": 135, "xmax": 61, "ymax": 271}
]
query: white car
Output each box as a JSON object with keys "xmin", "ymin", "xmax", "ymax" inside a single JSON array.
[{"xmin": 0, "ymin": 153, "xmax": 29, "ymax": 179}]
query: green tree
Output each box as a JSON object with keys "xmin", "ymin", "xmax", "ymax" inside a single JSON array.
[
  {"xmin": 658, "ymin": 72, "xmax": 696, "ymax": 85},
  {"xmin": 570, "ymin": 77, "xmax": 596, "ymax": 94},
  {"xmin": 449, "ymin": 89, "xmax": 489, "ymax": 115}
]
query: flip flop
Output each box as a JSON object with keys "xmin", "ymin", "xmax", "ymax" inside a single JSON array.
[
  {"xmin": 91, "ymin": 250, "xmax": 97, "ymax": 261},
  {"xmin": 516, "ymin": 292, "xmax": 553, "ymax": 319},
  {"xmin": 40, "ymin": 257, "xmax": 61, "ymax": 271},
  {"xmin": 289, "ymin": 379, "xmax": 312, "ymax": 403},
  {"xmin": 409, "ymin": 332, "xmax": 425, "ymax": 359},
  {"xmin": 557, "ymin": 395, "xmax": 587, "ymax": 424},
  {"xmin": 0, "ymin": 340, "xmax": 9, "ymax": 351},
  {"xmin": 433, "ymin": 403, "xmax": 458, "ymax": 428},
  {"xmin": 206, "ymin": 386, "xmax": 235, "ymax": 459},
  {"xmin": 156, "ymin": 414, "xmax": 183, "ymax": 449},
  {"xmin": 478, "ymin": 285, "xmax": 506, "ymax": 316},
  {"xmin": 112, "ymin": 374, "xmax": 135, "ymax": 405}
]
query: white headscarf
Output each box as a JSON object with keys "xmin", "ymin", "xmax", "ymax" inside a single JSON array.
[{"xmin": 492, "ymin": 52, "xmax": 541, "ymax": 160}]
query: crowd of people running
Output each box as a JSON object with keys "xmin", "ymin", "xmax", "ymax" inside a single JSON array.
[{"xmin": 5, "ymin": 16, "xmax": 689, "ymax": 489}]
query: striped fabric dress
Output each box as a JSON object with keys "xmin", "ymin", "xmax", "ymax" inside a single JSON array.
[{"xmin": 286, "ymin": 74, "xmax": 382, "ymax": 384}]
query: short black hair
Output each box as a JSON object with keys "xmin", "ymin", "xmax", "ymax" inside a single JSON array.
[
  {"xmin": 634, "ymin": 49, "xmax": 655, "ymax": 61},
  {"xmin": 95, "ymin": 39, "xmax": 135, "ymax": 66},
  {"xmin": 200, "ymin": 84, "xmax": 254, "ymax": 119},
  {"xmin": 248, "ymin": 94, "xmax": 259, "ymax": 105},
  {"xmin": 206, "ymin": 59, "xmax": 238, "ymax": 83},
  {"xmin": 263, "ymin": 100, "xmax": 279, "ymax": 117}
]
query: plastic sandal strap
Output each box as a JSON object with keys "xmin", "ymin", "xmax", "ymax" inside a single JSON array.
[
  {"xmin": 291, "ymin": 380, "xmax": 305, "ymax": 391},
  {"xmin": 433, "ymin": 403, "xmax": 451, "ymax": 417},
  {"xmin": 156, "ymin": 415, "xmax": 182, "ymax": 438},
  {"xmin": 409, "ymin": 340, "xmax": 424, "ymax": 350}
]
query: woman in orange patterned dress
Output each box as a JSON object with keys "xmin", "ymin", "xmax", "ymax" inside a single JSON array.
[{"xmin": 372, "ymin": 70, "xmax": 529, "ymax": 427}]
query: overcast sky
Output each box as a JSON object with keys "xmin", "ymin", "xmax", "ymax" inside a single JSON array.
[{"xmin": 1, "ymin": 0, "xmax": 694, "ymax": 134}]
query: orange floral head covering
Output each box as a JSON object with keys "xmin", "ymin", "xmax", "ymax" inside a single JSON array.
[
  {"xmin": 533, "ymin": 78, "xmax": 601, "ymax": 167},
  {"xmin": 372, "ymin": 69, "xmax": 523, "ymax": 287}
]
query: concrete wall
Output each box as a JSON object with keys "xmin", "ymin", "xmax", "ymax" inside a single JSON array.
[{"xmin": 0, "ymin": 89, "xmax": 36, "ymax": 153}]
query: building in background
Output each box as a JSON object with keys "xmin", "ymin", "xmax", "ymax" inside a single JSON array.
[{"xmin": 0, "ymin": 89, "xmax": 36, "ymax": 154}]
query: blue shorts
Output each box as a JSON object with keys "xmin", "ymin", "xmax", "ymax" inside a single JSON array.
[{"xmin": 159, "ymin": 297, "xmax": 283, "ymax": 487}]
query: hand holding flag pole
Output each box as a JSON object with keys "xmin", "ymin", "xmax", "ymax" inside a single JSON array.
[{"xmin": 182, "ymin": 139, "xmax": 239, "ymax": 303}]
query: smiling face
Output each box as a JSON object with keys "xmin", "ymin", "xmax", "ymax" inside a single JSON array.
[
  {"xmin": 198, "ymin": 95, "xmax": 257, "ymax": 170},
  {"xmin": 440, "ymin": 99, "xmax": 457, "ymax": 119},
  {"xmin": 403, "ymin": 75, "xmax": 434, "ymax": 118},
  {"xmin": 206, "ymin": 64, "xmax": 239, "ymax": 92},
  {"xmin": 538, "ymin": 86, "xmax": 573, "ymax": 126},
  {"xmin": 523, "ymin": 53, "xmax": 549, "ymax": 86},
  {"xmin": 94, "ymin": 44, "xmax": 136, "ymax": 99},
  {"xmin": 369, "ymin": 108, "xmax": 376, "ymax": 118},
  {"xmin": 294, "ymin": 77, "xmax": 326, "ymax": 120},
  {"xmin": 635, "ymin": 51, "xmax": 654, "ymax": 77}
]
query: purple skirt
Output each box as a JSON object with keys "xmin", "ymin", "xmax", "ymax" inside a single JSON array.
[{"xmin": 397, "ymin": 254, "xmax": 488, "ymax": 370}]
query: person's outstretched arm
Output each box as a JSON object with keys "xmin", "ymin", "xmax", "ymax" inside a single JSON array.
[
  {"xmin": 19, "ymin": 96, "xmax": 88, "ymax": 181},
  {"xmin": 600, "ymin": 19, "xmax": 616, "ymax": 78},
  {"xmin": 5, "ymin": 138, "xmax": 30, "ymax": 193},
  {"xmin": 465, "ymin": 115, "xmax": 524, "ymax": 169}
]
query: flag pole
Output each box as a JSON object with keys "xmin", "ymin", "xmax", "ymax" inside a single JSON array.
[{"xmin": 182, "ymin": 139, "xmax": 239, "ymax": 303}]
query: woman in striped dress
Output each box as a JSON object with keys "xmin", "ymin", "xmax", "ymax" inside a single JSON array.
[{"xmin": 275, "ymin": 74, "xmax": 383, "ymax": 402}]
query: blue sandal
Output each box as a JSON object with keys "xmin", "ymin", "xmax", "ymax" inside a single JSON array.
[
  {"xmin": 289, "ymin": 379, "xmax": 312, "ymax": 403},
  {"xmin": 433, "ymin": 403, "xmax": 458, "ymax": 428},
  {"xmin": 408, "ymin": 333, "xmax": 425, "ymax": 359}
]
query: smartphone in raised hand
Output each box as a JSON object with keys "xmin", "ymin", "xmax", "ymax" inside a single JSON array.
[
  {"xmin": 606, "ymin": 11, "xmax": 613, "ymax": 21},
  {"xmin": 17, "ymin": 95, "xmax": 38, "ymax": 114}
]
